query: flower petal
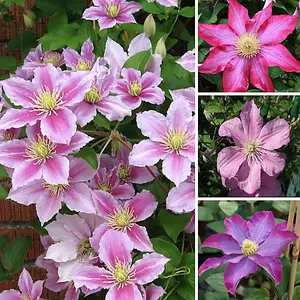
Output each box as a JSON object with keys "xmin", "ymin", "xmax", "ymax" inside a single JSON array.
[
  {"xmin": 0, "ymin": 290, "xmax": 21, "ymax": 300},
  {"xmin": 111, "ymin": 182, "xmax": 135, "ymax": 200},
  {"xmin": 106, "ymin": 284, "xmax": 143, "ymax": 300},
  {"xmin": 130, "ymin": 166, "xmax": 158, "ymax": 184},
  {"xmin": 218, "ymin": 117, "xmax": 246, "ymax": 146},
  {"xmin": 146, "ymin": 284, "xmax": 165, "ymax": 300},
  {"xmin": 246, "ymin": 2, "xmax": 272, "ymax": 33},
  {"xmin": 18, "ymin": 268, "xmax": 33, "ymax": 295},
  {"xmin": 224, "ymin": 214, "xmax": 248, "ymax": 246},
  {"xmin": 104, "ymin": 37, "xmax": 128, "ymax": 70},
  {"xmin": 82, "ymin": 6, "xmax": 104, "ymax": 20},
  {"xmin": 72, "ymin": 101, "xmax": 97, "ymax": 127},
  {"xmin": 260, "ymin": 150, "xmax": 286, "ymax": 177},
  {"xmin": 0, "ymin": 139, "xmax": 26, "ymax": 168},
  {"xmin": 81, "ymin": 38, "xmax": 95, "ymax": 64},
  {"xmin": 128, "ymin": 33, "xmax": 151, "ymax": 57},
  {"xmin": 127, "ymin": 224, "xmax": 153, "ymax": 252},
  {"xmin": 31, "ymin": 280, "xmax": 44, "ymax": 299},
  {"xmin": 170, "ymin": 87, "xmax": 195, "ymax": 112},
  {"xmin": 63, "ymin": 48, "xmax": 81, "ymax": 70},
  {"xmin": 32, "ymin": 64, "xmax": 58, "ymax": 91},
  {"xmin": 70, "ymin": 158, "xmax": 96, "ymax": 182},
  {"xmin": 141, "ymin": 72, "xmax": 162, "ymax": 89},
  {"xmin": 140, "ymin": 87, "xmax": 165, "ymax": 105},
  {"xmin": 42, "ymin": 155, "xmax": 69, "ymax": 185},
  {"xmin": 92, "ymin": 190, "xmax": 119, "ymax": 218},
  {"xmin": 45, "ymin": 240, "xmax": 78, "ymax": 262},
  {"xmin": 227, "ymin": 0, "xmax": 249, "ymax": 35}
]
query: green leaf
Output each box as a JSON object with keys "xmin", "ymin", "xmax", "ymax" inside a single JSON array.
[
  {"xmin": 180, "ymin": 6, "xmax": 195, "ymax": 17},
  {"xmin": 66, "ymin": 0, "xmax": 85, "ymax": 14},
  {"xmin": 206, "ymin": 221, "xmax": 226, "ymax": 233},
  {"xmin": 272, "ymin": 201, "xmax": 290, "ymax": 214},
  {"xmin": 141, "ymin": 0, "xmax": 163, "ymax": 14},
  {"xmin": 294, "ymin": 262, "xmax": 300, "ymax": 284},
  {"xmin": 151, "ymin": 236, "xmax": 182, "ymax": 267},
  {"xmin": 219, "ymin": 201, "xmax": 238, "ymax": 216},
  {"xmin": 0, "ymin": 166, "xmax": 8, "ymax": 178},
  {"xmin": 8, "ymin": 31, "xmax": 37, "ymax": 56},
  {"xmin": 75, "ymin": 147, "xmax": 98, "ymax": 170},
  {"xmin": 35, "ymin": 0, "xmax": 65, "ymax": 15},
  {"xmin": 205, "ymin": 273, "xmax": 227, "ymax": 293},
  {"xmin": 245, "ymin": 288, "xmax": 270, "ymax": 300},
  {"xmin": 93, "ymin": 114, "xmax": 110, "ymax": 130},
  {"xmin": 204, "ymin": 101, "xmax": 222, "ymax": 113},
  {"xmin": 0, "ymin": 265, "xmax": 12, "ymax": 282},
  {"xmin": 198, "ymin": 206, "xmax": 213, "ymax": 221},
  {"xmin": 158, "ymin": 209, "xmax": 190, "ymax": 242},
  {"xmin": 47, "ymin": 12, "xmax": 68, "ymax": 32},
  {"xmin": 2, "ymin": 236, "xmax": 31, "ymax": 273},
  {"xmin": 13, "ymin": 0, "xmax": 24, "ymax": 6},
  {"xmin": 0, "ymin": 236, "xmax": 9, "ymax": 250},
  {"xmin": 276, "ymin": 257, "xmax": 291, "ymax": 295},
  {"xmin": 0, "ymin": 56, "xmax": 17, "ymax": 71},
  {"xmin": 0, "ymin": 186, "xmax": 8, "ymax": 199},
  {"xmin": 204, "ymin": 291, "xmax": 229, "ymax": 300},
  {"xmin": 293, "ymin": 286, "xmax": 300, "ymax": 300},
  {"xmin": 124, "ymin": 50, "xmax": 151, "ymax": 73}
]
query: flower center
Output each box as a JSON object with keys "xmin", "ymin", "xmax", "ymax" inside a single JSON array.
[
  {"xmin": 114, "ymin": 264, "xmax": 129, "ymax": 282},
  {"xmin": 42, "ymin": 182, "xmax": 69, "ymax": 196},
  {"xmin": 43, "ymin": 52, "xmax": 61, "ymax": 66},
  {"xmin": 106, "ymin": 4, "xmax": 120, "ymax": 18},
  {"xmin": 21, "ymin": 294, "xmax": 32, "ymax": 300},
  {"xmin": 241, "ymin": 239, "xmax": 258, "ymax": 256},
  {"xmin": 85, "ymin": 87, "xmax": 100, "ymax": 104},
  {"xmin": 247, "ymin": 143, "xmax": 256, "ymax": 154},
  {"xmin": 118, "ymin": 163, "xmax": 131, "ymax": 181},
  {"xmin": 236, "ymin": 33, "xmax": 260, "ymax": 59},
  {"xmin": 26, "ymin": 135, "xmax": 56, "ymax": 164},
  {"xmin": 77, "ymin": 238, "xmax": 97, "ymax": 257},
  {"xmin": 3, "ymin": 129, "xmax": 15, "ymax": 141},
  {"xmin": 98, "ymin": 184, "xmax": 112, "ymax": 193},
  {"xmin": 128, "ymin": 81, "xmax": 142, "ymax": 96},
  {"xmin": 107, "ymin": 207, "xmax": 135, "ymax": 232},
  {"xmin": 76, "ymin": 59, "xmax": 91, "ymax": 71},
  {"xmin": 161, "ymin": 128, "xmax": 189, "ymax": 153}
]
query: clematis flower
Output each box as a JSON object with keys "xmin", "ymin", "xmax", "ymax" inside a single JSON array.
[
  {"xmin": 45, "ymin": 213, "xmax": 103, "ymax": 283},
  {"xmin": 72, "ymin": 229, "xmax": 169, "ymax": 299},
  {"xmin": 0, "ymin": 268, "xmax": 44, "ymax": 300},
  {"xmin": 91, "ymin": 190, "xmax": 157, "ymax": 252},
  {"xmin": 147, "ymin": 0, "xmax": 178, "ymax": 7},
  {"xmin": 198, "ymin": 0, "xmax": 300, "ymax": 92},
  {"xmin": 114, "ymin": 68, "xmax": 165, "ymax": 110},
  {"xmin": 138, "ymin": 284, "xmax": 165, "ymax": 300},
  {"xmin": 83, "ymin": 0, "xmax": 141, "ymax": 30},
  {"xmin": 0, "ymin": 64, "xmax": 94, "ymax": 144},
  {"xmin": 217, "ymin": 100, "xmax": 290, "ymax": 194},
  {"xmin": 176, "ymin": 49, "xmax": 195, "ymax": 72},
  {"xmin": 0, "ymin": 122, "xmax": 92, "ymax": 188},
  {"xmin": 129, "ymin": 100, "xmax": 195, "ymax": 186},
  {"xmin": 0, "ymin": 128, "xmax": 21, "ymax": 143},
  {"xmin": 71, "ymin": 73, "xmax": 131, "ymax": 127},
  {"xmin": 8, "ymin": 157, "xmax": 96, "ymax": 224},
  {"xmin": 170, "ymin": 87, "xmax": 195, "ymax": 112},
  {"xmin": 185, "ymin": 211, "xmax": 195, "ymax": 234},
  {"xmin": 199, "ymin": 211, "xmax": 298, "ymax": 295}
]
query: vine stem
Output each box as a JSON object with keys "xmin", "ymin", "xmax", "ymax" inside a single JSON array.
[
  {"xmin": 284, "ymin": 201, "xmax": 297, "ymax": 258},
  {"xmin": 288, "ymin": 201, "xmax": 300, "ymax": 300}
]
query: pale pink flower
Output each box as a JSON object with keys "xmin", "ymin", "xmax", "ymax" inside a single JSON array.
[
  {"xmin": 0, "ymin": 268, "xmax": 44, "ymax": 300},
  {"xmin": 91, "ymin": 190, "xmax": 157, "ymax": 252},
  {"xmin": 176, "ymin": 49, "xmax": 195, "ymax": 72},
  {"xmin": 129, "ymin": 100, "xmax": 195, "ymax": 186},
  {"xmin": 138, "ymin": 284, "xmax": 165, "ymax": 300},
  {"xmin": 185, "ymin": 211, "xmax": 195, "ymax": 234},
  {"xmin": 0, "ymin": 64, "xmax": 94, "ymax": 144},
  {"xmin": 217, "ymin": 100, "xmax": 290, "ymax": 194},
  {"xmin": 147, "ymin": 0, "xmax": 178, "ymax": 7},
  {"xmin": 114, "ymin": 68, "xmax": 164, "ymax": 110},
  {"xmin": 170, "ymin": 87, "xmax": 195, "ymax": 112},
  {"xmin": 83, "ymin": 0, "xmax": 141, "ymax": 30},
  {"xmin": 0, "ymin": 122, "xmax": 92, "ymax": 188},
  {"xmin": 72, "ymin": 229, "xmax": 169, "ymax": 299}
]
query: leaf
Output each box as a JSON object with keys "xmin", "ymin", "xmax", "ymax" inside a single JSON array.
[
  {"xmin": 2, "ymin": 236, "xmax": 31, "ymax": 273},
  {"xmin": 205, "ymin": 101, "xmax": 222, "ymax": 113},
  {"xmin": 75, "ymin": 147, "xmax": 98, "ymax": 170},
  {"xmin": 245, "ymin": 288, "xmax": 270, "ymax": 300},
  {"xmin": 293, "ymin": 286, "xmax": 300, "ymax": 300},
  {"xmin": 180, "ymin": 6, "xmax": 195, "ymax": 17},
  {"xmin": 35, "ymin": 0, "xmax": 65, "ymax": 15},
  {"xmin": 124, "ymin": 50, "xmax": 151, "ymax": 73},
  {"xmin": 158, "ymin": 209, "xmax": 190, "ymax": 242},
  {"xmin": 276, "ymin": 257, "xmax": 291, "ymax": 295},
  {"xmin": 272, "ymin": 201, "xmax": 290, "ymax": 214},
  {"xmin": 0, "ymin": 56, "xmax": 17, "ymax": 71},
  {"xmin": 206, "ymin": 221, "xmax": 226, "ymax": 233},
  {"xmin": 205, "ymin": 273, "xmax": 227, "ymax": 293},
  {"xmin": 47, "ymin": 12, "xmax": 68, "ymax": 32},
  {"xmin": 198, "ymin": 206, "xmax": 213, "ymax": 221},
  {"xmin": 8, "ymin": 31, "xmax": 37, "ymax": 56},
  {"xmin": 204, "ymin": 291, "xmax": 229, "ymax": 300},
  {"xmin": 0, "ymin": 186, "xmax": 8, "ymax": 199},
  {"xmin": 219, "ymin": 201, "xmax": 238, "ymax": 216},
  {"xmin": 12, "ymin": 0, "xmax": 24, "ymax": 6},
  {"xmin": 141, "ymin": 0, "xmax": 164, "ymax": 14},
  {"xmin": 0, "ymin": 236, "xmax": 9, "ymax": 250},
  {"xmin": 66, "ymin": 0, "xmax": 85, "ymax": 14},
  {"xmin": 0, "ymin": 265, "xmax": 12, "ymax": 282},
  {"xmin": 93, "ymin": 114, "xmax": 110, "ymax": 130}
]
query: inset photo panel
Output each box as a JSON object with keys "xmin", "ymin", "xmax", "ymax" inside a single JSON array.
[{"xmin": 198, "ymin": 95, "xmax": 299, "ymax": 197}]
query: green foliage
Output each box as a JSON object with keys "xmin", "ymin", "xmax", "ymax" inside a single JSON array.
[
  {"xmin": 75, "ymin": 146, "xmax": 98, "ymax": 170},
  {"xmin": 123, "ymin": 50, "xmax": 151, "ymax": 72}
]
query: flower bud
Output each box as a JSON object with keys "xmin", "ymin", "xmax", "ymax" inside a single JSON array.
[
  {"xmin": 144, "ymin": 14, "xmax": 156, "ymax": 37},
  {"xmin": 110, "ymin": 130, "xmax": 122, "ymax": 153},
  {"xmin": 23, "ymin": 10, "xmax": 36, "ymax": 29},
  {"xmin": 155, "ymin": 38, "xmax": 166, "ymax": 59}
]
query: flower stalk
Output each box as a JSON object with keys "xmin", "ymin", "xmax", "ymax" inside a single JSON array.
[{"xmin": 284, "ymin": 200, "xmax": 297, "ymax": 258}]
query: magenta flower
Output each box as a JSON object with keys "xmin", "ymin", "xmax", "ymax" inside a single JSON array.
[
  {"xmin": 0, "ymin": 123, "xmax": 92, "ymax": 188},
  {"xmin": 72, "ymin": 229, "xmax": 169, "ymax": 299},
  {"xmin": 0, "ymin": 64, "xmax": 94, "ymax": 144},
  {"xmin": 0, "ymin": 268, "xmax": 44, "ymax": 300},
  {"xmin": 170, "ymin": 87, "xmax": 195, "ymax": 112},
  {"xmin": 199, "ymin": 211, "xmax": 298, "ymax": 295},
  {"xmin": 147, "ymin": 0, "xmax": 178, "ymax": 7},
  {"xmin": 217, "ymin": 100, "xmax": 290, "ymax": 195},
  {"xmin": 114, "ymin": 68, "xmax": 165, "ymax": 110},
  {"xmin": 129, "ymin": 100, "xmax": 195, "ymax": 186},
  {"xmin": 176, "ymin": 49, "xmax": 195, "ymax": 72},
  {"xmin": 198, "ymin": 0, "xmax": 300, "ymax": 92},
  {"xmin": 8, "ymin": 157, "xmax": 96, "ymax": 224},
  {"xmin": 71, "ymin": 73, "xmax": 131, "ymax": 127},
  {"xmin": 83, "ymin": 0, "xmax": 141, "ymax": 30},
  {"xmin": 91, "ymin": 190, "xmax": 157, "ymax": 252}
]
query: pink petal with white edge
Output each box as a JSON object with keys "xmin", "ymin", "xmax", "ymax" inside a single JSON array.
[
  {"xmin": 0, "ymin": 139, "xmax": 26, "ymax": 168},
  {"xmin": 99, "ymin": 229, "xmax": 133, "ymax": 267},
  {"xmin": 42, "ymin": 155, "xmax": 69, "ymax": 185},
  {"xmin": 176, "ymin": 49, "xmax": 195, "ymax": 72},
  {"xmin": 166, "ymin": 182, "xmax": 195, "ymax": 214},
  {"xmin": 146, "ymin": 284, "xmax": 165, "ymax": 300},
  {"xmin": 92, "ymin": 190, "xmax": 119, "ymax": 217},
  {"xmin": 0, "ymin": 290, "xmax": 21, "ymax": 300},
  {"xmin": 45, "ymin": 240, "xmax": 78, "ymax": 262},
  {"xmin": 18, "ymin": 268, "xmax": 33, "ymax": 295},
  {"xmin": 31, "ymin": 280, "xmax": 44, "ymax": 299},
  {"xmin": 136, "ymin": 111, "xmax": 167, "ymax": 142},
  {"xmin": 228, "ymin": 0, "xmax": 249, "ymax": 35},
  {"xmin": 69, "ymin": 158, "xmax": 96, "ymax": 182},
  {"xmin": 141, "ymin": 72, "xmax": 162, "ymax": 89},
  {"xmin": 126, "ymin": 190, "xmax": 157, "ymax": 222},
  {"xmin": 104, "ymin": 38, "xmax": 128, "ymax": 70},
  {"xmin": 127, "ymin": 224, "xmax": 153, "ymax": 252},
  {"xmin": 218, "ymin": 118, "xmax": 246, "ymax": 146},
  {"xmin": 145, "ymin": 54, "xmax": 162, "ymax": 76},
  {"xmin": 72, "ymin": 101, "xmax": 97, "ymax": 127},
  {"xmin": 32, "ymin": 64, "xmax": 58, "ymax": 92},
  {"xmin": 140, "ymin": 87, "xmax": 165, "ymax": 105},
  {"xmin": 81, "ymin": 38, "xmax": 95, "ymax": 64},
  {"xmin": 63, "ymin": 48, "xmax": 81, "ymax": 70},
  {"xmin": 41, "ymin": 108, "xmax": 77, "ymax": 144},
  {"xmin": 170, "ymin": 87, "xmax": 195, "ymax": 111},
  {"xmin": 162, "ymin": 152, "xmax": 191, "ymax": 187},
  {"xmin": 89, "ymin": 224, "xmax": 109, "ymax": 252},
  {"xmin": 112, "ymin": 183, "xmax": 135, "ymax": 200},
  {"xmin": 122, "ymin": 68, "xmax": 140, "ymax": 83},
  {"xmin": 12, "ymin": 160, "xmax": 43, "ymax": 189},
  {"xmin": 129, "ymin": 140, "xmax": 167, "ymax": 167},
  {"xmin": 133, "ymin": 253, "xmax": 169, "ymax": 285},
  {"xmin": 36, "ymin": 193, "xmax": 62, "ymax": 224},
  {"xmin": 260, "ymin": 149, "xmax": 286, "ymax": 177},
  {"xmin": 128, "ymin": 34, "xmax": 151, "ymax": 57},
  {"xmin": 106, "ymin": 284, "xmax": 143, "ymax": 300},
  {"xmin": 82, "ymin": 6, "xmax": 104, "ymax": 20},
  {"xmin": 130, "ymin": 166, "xmax": 158, "ymax": 184},
  {"xmin": 224, "ymin": 214, "xmax": 248, "ymax": 246}
]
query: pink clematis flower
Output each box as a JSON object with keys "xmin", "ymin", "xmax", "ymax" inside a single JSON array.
[
  {"xmin": 176, "ymin": 49, "xmax": 195, "ymax": 72},
  {"xmin": 138, "ymin": 284, "xmax": 165, "ymax": 300},
  {"xmin": 147, "ymin": 0, "xmax": 178, "ymax": 7},
  {"xmin": 8, "ymin": 157, "xmax": 96, "ymax": 224},
  {"xmin": 198, "ymin": 0, "xmax": 300, "ymax": 92},
  {"xmin": 129, "ymin": 100, "xmax": 195, "ymax": 186},
  {"xmin": 0, "ymin": 122, "xmax": 92, "ymax": 188},
  {"xmin": 199, "ymin": 211, "xmax": 298, "ymax": 295},
  {"xmin": 114, "ymin": 68, "xmax": 165, "ymax": 110},
  {"xmin": 83, "ymin": 0, "xmax": 141, "ymax": 30},
  {"xmin": 0, "ymin": 64, "xmax": 94, "ymax": 144},
  {"xmin": 0, "ymin": 268, "xmax": 44, "ymax": 300},
  {"xmin": 91, "ymin": 190, "xmax": 157, "ymax": 252},
  {"xmin": 217, "ymin": 100, "xmax": 290, "ymax": 195},
  {"xmin": 185, "ymin": 211, "xmax": 195, "ymax": 234},
  {"xmin": 72, "ymin": 229, "xmax": 169, "ymax": 299},
  {"xmin": 170, "ymin": 87, "xmax": 195, "ymax": 112},
  {"xmin": 71, "ymin": 73, "xmax": 131, "ymax": 127}
]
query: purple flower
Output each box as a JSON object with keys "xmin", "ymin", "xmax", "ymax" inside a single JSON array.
[
  {"xmin": 129, "ymin": 100, "xmax": 195, "ymax": 186},
  {"xmin": 83, "ymin": 0, "xmax": 141, "ymax": 30},
  {"xmin": 176, "ymin": 49, "xmax": 195, "ymax": 72},
  {"xmin": 114, "ymin": 68, "xmax": 164, "ymax": 110},
  {"xmin": 199, "ymin": 211, "xmax": 298, "ymax": 295},
  {"xmin": 8, "ymin": 157, "xmax": 96, "ymax": 224},
  {"xmin": 217, "ymin": 100, "xmax": 290, "ymax": 194},
  {"xmin": 72, "ymin": 229, "xmax": 169, "ymax": 299},
  {"xmin": 0, "ymin": 123, "xmax": 92, "ymax": 188},
  {"xmin": 91, "ymin": 190, "xmax": 157, "ymax": 252},
  {"xmin": 0, "ymin": 64, "xmax": 94, "ymax": 144},
  {"xmin": 0, "ymin": 268, "xmax": 44, "ymax": 300}
]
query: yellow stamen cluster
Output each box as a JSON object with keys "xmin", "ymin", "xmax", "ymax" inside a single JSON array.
[
  {"xmin": 85, "ymin": 87, "xmax": 100, "ymax": 104},
  {"xmin": 76, "ymin": 59, "xmax": 91, "ymax": 71},
  {"xmin": 128, "ymin": 81, "xmax": 142, "ymax": 96},
  {"xmin": 106, "ymin": 4, "xmax": 120, "ymax": 18},
  {"xmin": 107, "ymin": 207, "xmax": 135, "ymax": 232},
  {"xmin": 77, "ymin": 238, "xmax": 97, "ymax": 257},
  {"xmin": 161, "ymin": 128, "xmax": 189, "ymax": 153},
  {"xmin": 118, "ymin": 164, "xmax": 131, "ymax": 181},
  {"xmin": 3, "ymin": 130, "xmax": 15, "ymax": 141},
  {"xmin": 108, "ymin": 259, "xmax": 135, "ymax": 289},
  {"xmin": 98, "ymin": 184, "xmax": 112, "ymax": 193},
  {"xmin": 42, "ymin": 182, "xmax": 69, "ymax": 196},
  {"xmin": 236, "ymin": 33, "xmax": 261, "ymax": 59},
  {"xmin": 241, "ymin": 239, "xmax": 258, "ymax": 256},
  {"xmin": 43, "ymin": 52, "xmax": 61, "ymax": 66}
]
